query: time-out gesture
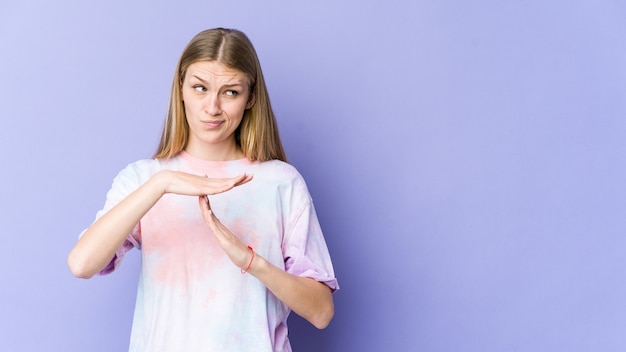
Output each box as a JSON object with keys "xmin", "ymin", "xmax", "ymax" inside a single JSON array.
[{"xmin": 68, "ymin": 171, "xmax": 252, "ymax": 279}]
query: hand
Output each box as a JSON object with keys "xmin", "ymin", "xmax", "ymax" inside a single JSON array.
[
  {"xmin": 197, "ymin": 195, "xmax": 334, "ymax": 329},
  {"xmin": 198, "ymin": 195, "xmax": 253, "ymax": 270},
  {"xmin": 155, "ymin": 170, "xmax": 253, "ymax": 197}
]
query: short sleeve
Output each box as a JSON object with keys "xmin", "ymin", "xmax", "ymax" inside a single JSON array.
[
  {"xmin": 80, "ymin": 161, "xmax": 154, "ymax": 275},
  {"xmin": 282, "ymin": 201, "xmax": 339, "ymax": 292}
]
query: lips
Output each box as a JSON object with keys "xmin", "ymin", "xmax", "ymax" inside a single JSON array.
[{"xmin": 201, "ymin": 120, "xmax": 224, "ymax": 128}]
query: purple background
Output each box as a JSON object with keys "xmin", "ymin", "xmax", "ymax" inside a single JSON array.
[{"xmin": 1, "ymin": 1, "xmax": 625, "ymax": 351}]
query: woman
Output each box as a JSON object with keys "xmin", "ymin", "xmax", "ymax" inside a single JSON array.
[{"xmin": 68, "ymin": 28, "xmax": 338, "ymax": 352}]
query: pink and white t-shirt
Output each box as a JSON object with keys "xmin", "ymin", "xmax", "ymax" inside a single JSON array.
[{"xmin": 90, "ymin": 151, "xmax": 338, "ymax": 352}]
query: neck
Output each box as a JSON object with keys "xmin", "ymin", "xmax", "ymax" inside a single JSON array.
[{"xmin": 184, "ymin": 141, "xmax": 245, "ymax": 161}]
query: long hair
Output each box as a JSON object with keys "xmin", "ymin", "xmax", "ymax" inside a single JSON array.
[{"xmin": 154, "ymin": 28, "xmax": 286, "ymax": 162}]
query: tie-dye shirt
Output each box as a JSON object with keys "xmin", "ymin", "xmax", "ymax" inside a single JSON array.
[{"xmin": 90, "ymin": 151, "xmax": 338, "ymax": 352}]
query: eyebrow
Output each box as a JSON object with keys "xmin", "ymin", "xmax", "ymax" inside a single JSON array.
[{"xmin": 191, "ymin": 75, "xmax": 245, "ymax": 88}]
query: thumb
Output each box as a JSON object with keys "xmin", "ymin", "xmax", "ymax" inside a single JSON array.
[{"xmin": 198, "ymin": 195, "xmax": 212, "ymax": 216}]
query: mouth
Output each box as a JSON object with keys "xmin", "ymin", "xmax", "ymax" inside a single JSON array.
[{"xmin": 201, "ymin": 120, "xmax": 224, "ymax": 129}]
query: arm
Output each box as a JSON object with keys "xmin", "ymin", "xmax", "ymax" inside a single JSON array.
[
  {"xmin": 67, "ymin": 171, "xmax": 252, "ymax": 279},
  {"xmin": 249, "ymin": 254, "xmax": 335, "ymax": 329},
  {"xmin": 198, "ymin": 196, "xmax": 335, "ymax": 329}
]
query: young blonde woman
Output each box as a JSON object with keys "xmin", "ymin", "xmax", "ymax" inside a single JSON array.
[{"xmin": 68, "ymin": 28, "xmax": 338, "ymax": 352}]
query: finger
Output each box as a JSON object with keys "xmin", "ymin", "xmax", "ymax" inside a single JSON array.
[
  {"xmin": 230, "ymin": 173, "xmax": 253, "ymax": 187},
  {"xmin": 197, "ymin": 198, "xmax": 227, "ymax": 241},
  {"xmin": 197, "ymin": 196, "xmax": 222, "ymax": 228},
  {"xmin": 209, "ymin": 175, "xmax": 247, "ymax": 194},
  {"xmin": 200, "ymin": 205, "xmax": 229, "ymax": 235},
  {"xmin": 207, "ymin": 182, "xmax": 237, "ymax": 195},
  {"xmin": 198, "ymin": 196, "xmax": 217, "ymax": 228},
  {"xmin": 237, "ymin": 174, "xmax": 254, "ymax": 186},
  {"xmin": 204, "ymin": 194, "xmax": 212, "ymax": 210},
  {"xmin": 203, "ymin": 173, "xmax": 231, "ymax": 195},
  {"xmin": 198, "ymin": 196, "xmax": 210, "ymax": 219}
]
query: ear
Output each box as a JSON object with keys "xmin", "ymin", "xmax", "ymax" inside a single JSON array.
[{"xmin": 246, "ymin": 93, "xmax": 256, "ymax": 109}]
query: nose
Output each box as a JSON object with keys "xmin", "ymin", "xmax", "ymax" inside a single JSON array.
[{"xmin": 204, "ymin": 94, "xmax": 221, "ymax": 116}]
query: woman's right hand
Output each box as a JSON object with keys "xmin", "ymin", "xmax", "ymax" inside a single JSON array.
[
  {"xmin": 67, "ymin": 170, "xmax": 252, "ymax": 279},
  {"xmin": 154, "ymin": 170, "xmax": 253, "ymax": 197}
]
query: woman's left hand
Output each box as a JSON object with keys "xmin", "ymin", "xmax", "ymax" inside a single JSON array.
[
  {"xmin": 198, "ymin": 196, "xmax": 252, "ymax": 270},
  {"xmin": 197, "ymin": 195, "xmax": 335, "ymax": 329}
]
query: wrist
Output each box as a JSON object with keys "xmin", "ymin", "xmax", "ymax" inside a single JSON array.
[
  {"xmin": 149, "ymin": 170, "xmax": 170, "ymax": 196},
  {"xmin": 245, "ymin": 250, "xmax": 269, "ymax": 277},
  {"xmin": 240, "ymin": 246, "xmax": 255, "ymax": 274}
]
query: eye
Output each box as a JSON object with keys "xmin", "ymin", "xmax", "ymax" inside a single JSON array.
[
  {"xmin": 193, "ymin": 85, "xmax": 207, "ymax": 93},
  {"xmin": 225, "ymin": 90, "xmax": 239, "ymax": 97}
]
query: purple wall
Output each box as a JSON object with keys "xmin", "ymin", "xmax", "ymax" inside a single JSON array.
[{"xmin": 1, "ymin": 1, "xmax": 625, "ymax": 351}]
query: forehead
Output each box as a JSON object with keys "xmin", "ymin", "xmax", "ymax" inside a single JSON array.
[{"xmin": 185, "ymin": 60, "xmax": 249, "ymax": 85}]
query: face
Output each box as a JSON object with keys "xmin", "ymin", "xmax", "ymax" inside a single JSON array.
[{"xmin": 181, "ymin": 60, "xmax": 255, "ymax": 158}]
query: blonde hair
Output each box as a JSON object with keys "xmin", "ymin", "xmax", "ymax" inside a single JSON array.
[{"xmin": 154, "ymin": 28, "xmax": 286, "ymax": 162}]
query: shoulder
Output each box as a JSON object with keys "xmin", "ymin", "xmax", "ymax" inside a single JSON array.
[
  {"xmin": 255, "ymin": 160, "xmax": 305, "ymax": 183},
  {"xmin": 119, "ymin": 158, "xmax": 163, "ymax": 177},
  {"xmin": 253, "ymin": 160, "xmax": 313, "ymax": 200},
  {"xmin": 112, "ymin": 158, "xmax": 169, "ymax": 186}
]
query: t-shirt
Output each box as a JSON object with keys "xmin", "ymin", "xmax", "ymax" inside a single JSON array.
[{"xmin": 90, "ymin": 151, "xmax": 339, "ymax": 352}]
